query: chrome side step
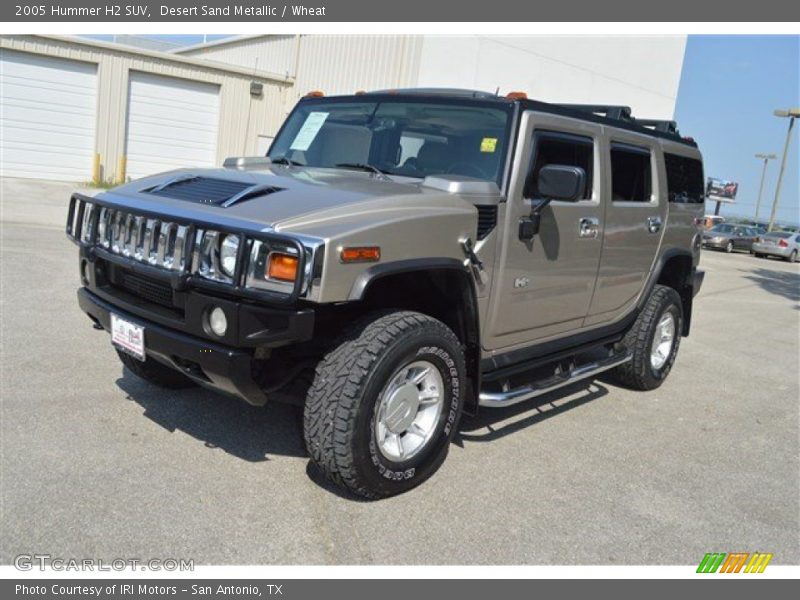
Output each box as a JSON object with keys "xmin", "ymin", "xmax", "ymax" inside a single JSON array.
[{"xmin": 478, "ymin": 351, "xmax": 632, "ymax": 408}]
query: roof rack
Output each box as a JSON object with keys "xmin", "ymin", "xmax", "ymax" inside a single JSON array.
[
  {"xmin": 636, "ymin": 119, "xmax": 679, "ymax": 135},
  {"xmin": 553, "ymin": 103, "xmax": 685, "ymax": 142},
  {"xmin": 556, "ymin": 104, "xmax": 633, "ymax": 122}
]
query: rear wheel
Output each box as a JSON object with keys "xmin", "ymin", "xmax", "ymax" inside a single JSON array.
[
  {"xmin": 613, "ymin": 285, "xmax": 683, "ymax": 391},
  {"xmin": 755, "ymin": 252, "xmax": 765, "ymax": 258},
  {"xmin": 116, "ymin": 350, "xmax": 195, "ymax": 389},
  {"xmin": 303, "ymin": 310, "xmax": 465, "ymax": 499}
]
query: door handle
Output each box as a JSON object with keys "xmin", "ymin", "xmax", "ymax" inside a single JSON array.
[
  {"xmin": 647, "ymin": 216, "xmax": 662, "ymax": 234},
  {"xmin": 579, "ymin": 217, "xmax": 600, "ymax": 239}
]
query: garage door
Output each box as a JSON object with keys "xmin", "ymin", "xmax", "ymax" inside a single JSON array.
[
  {"xmin": 125, "ymin": 72, "xmax": 220, "ymax": 180},
  {"xmin": 0, "ymin": 50, "xmax": 97, "ymax": 181}
]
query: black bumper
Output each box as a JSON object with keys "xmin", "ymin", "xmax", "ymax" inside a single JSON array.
[{"xmin": 78, "ymin": 288, "xmax": 312, "ymax": 406}]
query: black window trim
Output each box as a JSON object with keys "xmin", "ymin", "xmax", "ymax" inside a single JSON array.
[{"xmin": 525, "ymin": 129, "xmax": 596, "ymax": 202}]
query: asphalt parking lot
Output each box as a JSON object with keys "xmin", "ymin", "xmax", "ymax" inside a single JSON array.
[{"xmin": 1, "ymin": 177, "xmax": 798, "ymax": 565}]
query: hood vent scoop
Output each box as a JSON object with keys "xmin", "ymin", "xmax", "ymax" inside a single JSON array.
[{"xmin": 144, "ymin": 175, "xmax": 283, "ymax": 207}]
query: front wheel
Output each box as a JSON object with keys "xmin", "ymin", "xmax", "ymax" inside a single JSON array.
[
  {"xmin": 725, "ymin": 241, "xmax": 734, "ymax": 253},
  {"xmin": 303, "ymin": 311, "xmax": 465, "ymax": 499},
  {"xmin": 787, "ymin": 250, "xmax": 798, "ymax": 263},
  {"xmin": 612, "ymin": 285, "xmax": 683, "ymax": 391}
]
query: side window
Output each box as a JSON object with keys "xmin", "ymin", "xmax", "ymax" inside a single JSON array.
[
  {"xmin": 525, "ymin": 131, "xmax": 593, "ymax": 200},
  {"xmin": 610, "ymin": 144, "xmax": 652, "ymax": 202},
  {"xmin": 665, "ymin": 153, "xmax": 705, "ymax": 203}
]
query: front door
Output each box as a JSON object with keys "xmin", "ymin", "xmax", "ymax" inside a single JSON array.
[{"xmin": 483, "ymin": 111, "xmax": 603, "ymax": 352}]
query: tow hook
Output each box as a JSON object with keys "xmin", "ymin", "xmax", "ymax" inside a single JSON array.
[{"xmin": 461, "ymin": 237, "xmax": 487, "ymax": 285}]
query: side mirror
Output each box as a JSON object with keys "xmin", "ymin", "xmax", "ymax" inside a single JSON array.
[
  {"xmin": 519, "ymin": 165, "xmax": 587, "ymax": 241},
  {"xmin": 536, "ymin": 164, "xmax": 587, "ymax": 202}
]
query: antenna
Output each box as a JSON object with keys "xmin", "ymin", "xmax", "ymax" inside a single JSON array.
[{"xmin": 495, "ymin": 86, "xmax": 500, "ymax": 96}]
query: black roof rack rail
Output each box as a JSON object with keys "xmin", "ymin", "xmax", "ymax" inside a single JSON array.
[
  {"xmin": 636, "ymin": 119, "xmax": 679, "ymax": 135},
  {"xmin": 556, "ymin": 104, "xmax": 633, "ymax": 122}
]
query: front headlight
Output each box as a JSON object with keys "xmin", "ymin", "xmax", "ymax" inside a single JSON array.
[
  {"xmin": 219, "ymin": 234, "xmax": 239, "ymax": 277},
  {"xmin": 193, "ymin": 230, "xmax": 241, "ymax": 284}
]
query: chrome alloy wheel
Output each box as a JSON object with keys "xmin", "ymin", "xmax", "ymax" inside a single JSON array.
[
  {"xmin": 374, "ymin": 360, "xmax": 444, "ymax": 461},
  {"xmin": 650, "ymin": 312, "xmax": 676, "ymax": 370}
]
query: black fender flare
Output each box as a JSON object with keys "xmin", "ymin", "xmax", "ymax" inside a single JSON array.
[
  {"xmin": 347, "ymin": 257, "xmax": 483, "ymax": 413},
  {"xmin": 639, "ymin": 248, "xmax": 699, "ymax": 335}
]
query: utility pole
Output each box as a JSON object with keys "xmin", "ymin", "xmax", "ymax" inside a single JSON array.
[
  {"xmin": 768, "ymin": 108, "xmax": 800, "ymax": 232},
  {"xmin": 754, "ymin": 153, "xmax": 776, "ymax": 223}
]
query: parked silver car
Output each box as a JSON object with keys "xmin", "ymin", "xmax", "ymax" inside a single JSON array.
[
  {"xmin": 752, "ymin": 232, "xmax": 800, "ymax": 262},
  {"xmin": 702, "ymin": 223, "xmax": 758, "ymax": 253}
]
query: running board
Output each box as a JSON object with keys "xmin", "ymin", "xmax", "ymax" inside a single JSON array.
[{"xmin": 478, "ymin": 351, "xmax": 632, "ymax": 408}]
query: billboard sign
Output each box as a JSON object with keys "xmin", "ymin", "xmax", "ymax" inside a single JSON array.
[{"xmin": 706, "ymin": 178, "xmax": 739, "ymax": 203}]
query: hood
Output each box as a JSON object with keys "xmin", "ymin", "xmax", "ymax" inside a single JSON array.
[{"xmin": 98, "ymin": 165, "xmax": 440, "ymax": 233}]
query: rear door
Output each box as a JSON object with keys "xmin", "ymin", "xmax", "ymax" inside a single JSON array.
[
  {"xmin": 483, "ymin": 111, "xmax": 603, "ymax": 351},
  {"xmin": 585, "ymin": 132, "xmax": 666, "ymax": 326}
]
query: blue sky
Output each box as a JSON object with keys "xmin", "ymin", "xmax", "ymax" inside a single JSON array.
[{"xmin": 675, "ymin": 35, "xmax": 799, "ymax": 225}]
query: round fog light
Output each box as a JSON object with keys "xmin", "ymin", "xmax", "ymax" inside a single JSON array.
[{"xmin": 208, "ymin": 307, "xmax": 228, "ymax": 337}]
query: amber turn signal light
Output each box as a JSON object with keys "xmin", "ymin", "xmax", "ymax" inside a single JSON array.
[
  {"xmin": 267, "ymin": 253, "xmax": 299, "ymax": 282},
  {"xmin": 340, "ymin": 246, "xmax": 381, "ymax": 263}
]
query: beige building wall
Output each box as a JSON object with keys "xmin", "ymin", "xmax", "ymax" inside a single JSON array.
[
  {"xmin": 180, "ymin": 35, "xmax": 424, "ymax": 110},
  {"xmin": 0, "ymin": 35, "xmax": 293, "ymax": 183},
  {"xmin": 179, "ymin": 34, "xmax": 687, "ymax": 121}
]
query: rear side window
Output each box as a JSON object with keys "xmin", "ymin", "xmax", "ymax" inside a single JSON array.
[
  {"xmin": 665, "ymin": 153, "xmax": 705, "ymax": 203},
  {"xmin": 610, "ymin": 144, "xmax": 652, "ymax": 202},
  {"xmin": 525, "ymin": 131, "xmax": 593, "ymax": 200}
]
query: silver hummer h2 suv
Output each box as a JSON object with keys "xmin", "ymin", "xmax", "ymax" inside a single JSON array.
[{"xmin": 67, "ymin": 89, "xmax": 705, "ymax": 498}]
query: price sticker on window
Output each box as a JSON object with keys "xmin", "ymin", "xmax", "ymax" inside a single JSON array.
[{"xmin": 290, "ymin": 112, "xmax": 329, "ymax": 151}]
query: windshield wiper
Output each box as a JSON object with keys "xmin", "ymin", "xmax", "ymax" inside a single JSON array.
[
  {"xmin": 335, "ymin": 163, "xmax": 391, "ymax": 180},
  {"xmin": 271, "ymin": 155, "xmax": 303, "ymax": 167}
]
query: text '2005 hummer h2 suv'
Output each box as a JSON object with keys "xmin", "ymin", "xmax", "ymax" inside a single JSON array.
[{"xmin": 67, "ymin": 89, "xmax": 705, "ymax": 498}]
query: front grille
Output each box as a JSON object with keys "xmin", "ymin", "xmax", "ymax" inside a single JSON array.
[
  {"xmin": 96, "ymin": 206, "xmax": 191, "ymax": 272},
  {"xmin": 476, "ymin": 205, "xmax": 498, "ymax": 240},
  {"xmin": 118, "ymin": 271, "xmax": 174, "ymax": 309}
]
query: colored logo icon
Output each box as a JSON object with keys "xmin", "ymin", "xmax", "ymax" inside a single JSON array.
[{"xmin": 697, "ymin": 552, "xmax": 773, "ymax": 573}]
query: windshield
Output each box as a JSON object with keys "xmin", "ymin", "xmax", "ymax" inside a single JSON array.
[{"xmin": 268, "ymin": 98, "xmax": 514, "ymax": 186}]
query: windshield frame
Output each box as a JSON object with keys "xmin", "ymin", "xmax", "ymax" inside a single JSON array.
[{"xmin": 268, "ymin": 94, "xmax": 519, "ymax": 192}]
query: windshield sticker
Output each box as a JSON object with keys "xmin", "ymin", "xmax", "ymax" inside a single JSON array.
[
  {"xmin": 480, "ymin": 137, "xmax": 498, "ymax": 153},
  {"xmin": 290, "ymin": 112, "xmax": 329, "ymax": 151}
]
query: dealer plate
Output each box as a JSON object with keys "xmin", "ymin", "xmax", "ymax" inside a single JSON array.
[{"xmin": 110, "ymin": 313, "xmax": 145, "ymax": 362}]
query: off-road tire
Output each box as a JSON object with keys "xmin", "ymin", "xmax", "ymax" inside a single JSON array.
[
  {"xmin": 612, "ymin": 285, "xmax": 683, "ymax": 391},
  {"xmin": 303, "ymin": 311, "xmax": 466, "ymax": 499},
  {"xmin": 117, "ymin": 349, "xmax": 195, "ymax": 389}
]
